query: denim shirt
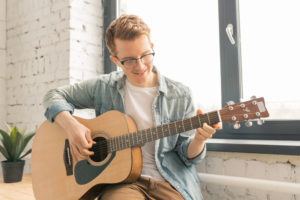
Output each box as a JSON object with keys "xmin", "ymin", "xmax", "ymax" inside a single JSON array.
[{"xmin": 43, "ymin": 67, "xmax": 206, "ymax": 200}]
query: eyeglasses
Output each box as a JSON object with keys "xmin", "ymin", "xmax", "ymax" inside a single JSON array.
[{"xmin": 116, "ymin": 52, "xmax": 155, "ymax": 69}]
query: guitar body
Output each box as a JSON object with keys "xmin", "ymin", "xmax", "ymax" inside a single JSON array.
[{"xmin": 31, "ymin": 110, "xmax": 142, "ymax": 200}]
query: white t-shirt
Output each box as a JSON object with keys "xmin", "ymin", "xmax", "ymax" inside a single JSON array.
[{"xmin": 124, "ymin": 79, "xmax": 165, "ymax": 181}]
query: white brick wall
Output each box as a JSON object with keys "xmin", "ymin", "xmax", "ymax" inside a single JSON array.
[
  {"xmin": 0, "ymin": 0, "xmax": 104, "ymax": 177},
  {"xmin": 0, "ymin": 0, "xmax": 6, "ymax": 176},
  {"xmin": 198, "ymin": 152, "xmax": 300, "ymax": 200},
  {"xmin": 69, "ymin": 0, "xmax": 103, "ymax": 84}
]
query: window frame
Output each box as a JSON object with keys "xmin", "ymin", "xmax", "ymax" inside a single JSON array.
[
  {"xmin": 209, "ymin": 0, "xmax": 300, "ymax": 155},
  {"xmin": 103, "ymin": 0, "xmax": 118, "ymax": 74},
  {"xmin": 109, "ymin": 0, "xmax": 300, "ymax": 155}
]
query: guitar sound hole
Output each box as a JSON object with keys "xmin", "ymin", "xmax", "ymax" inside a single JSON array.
[{"xmin": 89, "ymin": 137, "xmax": 108, "ymax": 162}]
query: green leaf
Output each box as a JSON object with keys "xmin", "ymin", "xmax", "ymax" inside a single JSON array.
[
  {"xmin": 0, "ymin": 129, "xmax": 12, "ymax": 159},
  {"xmin": 16, "ymin": 132, "xmax": 35, "ymax": 159},
  {"xmin": 19, "ymin": 149, "xmax": 32, "ymax": 160},
  {"xmin": 0, "ymin": 144, "xmax": 9, "ymax": 160},
  {"xmin": 11, "ymin": 131, "xmax": 23, "ymax": 161}
]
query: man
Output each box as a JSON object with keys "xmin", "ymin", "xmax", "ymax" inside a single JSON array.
[{"xmin": 43, "ymin": 14, "xmax": 221, "ymax": 200}]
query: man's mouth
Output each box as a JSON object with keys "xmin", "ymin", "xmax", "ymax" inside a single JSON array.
[{"xmin": 134, "ymin": 70, "xmax": 146, "ymax": 76}]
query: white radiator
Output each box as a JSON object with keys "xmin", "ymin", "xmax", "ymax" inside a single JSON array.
[{"xmin": 198, "ymin": 173, "xmax": 300, "ymax": 194}]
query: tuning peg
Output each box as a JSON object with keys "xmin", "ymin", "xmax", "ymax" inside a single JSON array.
[
  {"xmin": 257, "ymin": 119, "xmax": 264, "ymax": 125},
  {"xmin": 245, "ymin": 121, "xmax": 253, "ymax": 127},
  {"xmin": 251, "ymin": 95, "xmax": 257, "ymax": 100},
  {"xmin": 227, "ymin": 100, "xmax": 235, "ymax": 106},
  {"xmin": 233, "ymin": 122, "xmax": 241, "ymax": 129}
]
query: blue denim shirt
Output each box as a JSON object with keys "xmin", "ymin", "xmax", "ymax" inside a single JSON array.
[{"xmin": 43, "ymin": 67, "xmax": 206, "ymax": 200}]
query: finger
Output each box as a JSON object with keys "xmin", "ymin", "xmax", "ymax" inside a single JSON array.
[
  {"xmin": 203, "ymin": 123, "xmax": 216, "ymax": 134},
  {"xmin": 212, "ymin": 123, "xmax": 222, "ymax": 130},
  {"xmin": 81, "ymin": 148, "xmax": 94, "ymax": 156},
  {"xmin": 70, "ymin": 144, "xmax": 85, "ymax": 162},
  {"xmin": 197, "ymin": 128, "xmax": 213, "ymax": 139},
  {"xmin": 79, "ymin": 131, "xmax": 93, "ymax": 149},
  {"xmin": 85, "ymin": 130, "xmax": 96, "ymax": 147},
  {"xmin": 196, "ymin": 109, "xmax": 203, "ymax": 115}
]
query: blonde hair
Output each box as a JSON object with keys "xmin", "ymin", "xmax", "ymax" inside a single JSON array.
[{"xmin": 105, "ymin": 14, "xmax": 151, "ymax": 56}]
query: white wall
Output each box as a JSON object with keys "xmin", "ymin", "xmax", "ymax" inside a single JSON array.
[
  {"xmin": 0, "ymin": 0, "xmax": 103, "ymax": 176},
  {"xmin": 0, "ymin": 0, "xmax": 6, "ymax": 168},
  {"xmin": 0, "ymin": 0, "xmax": 6, "ymax": 130},
  {"xmin": 198, "ymin": 152, "xmax": 300, "ymax": 200}
]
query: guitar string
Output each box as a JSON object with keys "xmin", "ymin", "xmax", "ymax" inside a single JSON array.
[
  {"xmin": 92, "ymin": 108, "xmax": 264, "ymax": 153},
  {"xmin": 90, "ymin": 115, "xmax": 221, "ymax": 153}
]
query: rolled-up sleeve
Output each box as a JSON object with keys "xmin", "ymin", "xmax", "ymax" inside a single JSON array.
[{"xmin": 43, "ymin": 78, "xmax": 98, "ymax": 122}]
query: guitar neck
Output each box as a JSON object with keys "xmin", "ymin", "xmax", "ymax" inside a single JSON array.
[{"xmin": 107, "ymin": 111, "xmax": 221, "ymax": 153}]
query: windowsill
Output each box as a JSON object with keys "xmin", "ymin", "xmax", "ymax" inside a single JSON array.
[
  {"xmin": 207, "ymin": 139, "xmax": 300, "ymax": 146},
  {"xmin": 206, "ymin": 139, "xmax": 300, "ymax": 155}
]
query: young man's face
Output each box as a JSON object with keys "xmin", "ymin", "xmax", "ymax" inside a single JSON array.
[{"xmin": 110, "ymin": 35, "xmax": 156, "ymax": 87}]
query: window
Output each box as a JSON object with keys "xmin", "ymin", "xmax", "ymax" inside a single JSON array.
[{"xmin": 109, "ymin": 0, "xmax": 300, "ymax": 154}]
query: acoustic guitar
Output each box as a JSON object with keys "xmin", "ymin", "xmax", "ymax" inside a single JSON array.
[{"xmin": 31, "ymin": 97, "xmax": 269, "ymax": 200}]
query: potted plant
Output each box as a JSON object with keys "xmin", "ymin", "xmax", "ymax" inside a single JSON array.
[{"xmin": 0, "ymin": 124, "xmax": 35, "ymax": 183}]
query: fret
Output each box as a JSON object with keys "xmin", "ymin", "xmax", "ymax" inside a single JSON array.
[
  {"xmin": 199, "ymin": 114, "xmax": 208, "ymax": 125},
  {"xmin": 150, "ymin": 128, "xmax": 156, "ymax": 141},
  {"xmin": 197, "ymin": 115, "xmax": 202, "ymax": 128},
  {"xmin": 206, "ymin": 113, "xmax": 211, "ymax": 124},
  {"xmin": 162, "ymin": 124, "xmax": 169, "ymax": 137},
  {"xmin": 169, "ymin": 122, "xmax": 177, "ymax": 135},
  {"xmin": 123, "ymin": 134, "xmax": 127, "ymax": 149},
  {"xmin": 129, "ymin": 133, "xmax": 133, "ymax": 147},
  {"xmin": 183, "ymin": 118, "xmax": 192, "ymax": 131},
  {"xmin": 142, "ymin": 129, "xmax": 146, "ymax": 144},
  {"xmin": 193, "ymin": 115, "xmax": 201, "ymax": 128},
  {"xmin": 148, "ymin": 128, "xmax": 154, "ymax": 142},
  {"xmin": 126, "ymin": 134, "xmax": 130, "ymax": 148},
  {"xmin": 210, "ymin": 111, "xmax": 220, "ymax": 124},
  {"xmin": 133, "ymin": 132, "xmax": 137, "ymax": 146},
  {"xmin": 157, "ymin": 126, "xmax": 163, "ymax": 138},
  {"xmin": 148, "ymin": 129, "xmax": 152, "ymax": 142},
  {"xmin": 120, "ymin": 135, "xmax": 124, "ymax": 150},
  {"xmin": 189, "ymin": 117, "xmax": 194, "ymax": 129},
  {"xmin": 115, "ymin": 136, "xmax": 118, "ymax": 151},
  {"xmin": 111, "ymin": 139, "xmax": 114, "ymax": 152},
  {"xmin": 181, "ymin": 120, "xmax": 186, "ymax": 132},
  {"xmin": 175, "ymin": 120, "xmax": 184, "ymax": 133}
]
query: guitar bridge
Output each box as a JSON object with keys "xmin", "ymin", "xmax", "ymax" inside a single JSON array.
[{"xmin": 63, "ymin": 139, "xmax": 73, "ymax": 176}]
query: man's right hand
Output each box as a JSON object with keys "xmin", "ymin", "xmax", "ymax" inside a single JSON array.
[{"xmin": 54, "ymin": 111, "xmax": 95, "ymax": 162}]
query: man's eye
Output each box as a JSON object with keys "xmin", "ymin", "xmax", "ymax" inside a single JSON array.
[{"xmin": 125, "ymin": 60, "xmax": 136, "ymax": 64}]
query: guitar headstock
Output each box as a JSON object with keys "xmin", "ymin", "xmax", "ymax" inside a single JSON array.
[{"xmin": 220, "ymin": 97, "xmax": 269, "ymax": 125}]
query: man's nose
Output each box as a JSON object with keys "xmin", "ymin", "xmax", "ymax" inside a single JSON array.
[{"xmin": 134, "ymin": 58, "xmax": 144, "ymax": 69}]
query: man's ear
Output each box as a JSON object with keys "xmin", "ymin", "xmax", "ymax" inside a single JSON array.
[{"xmin": 110, "ymin": 55, "xmax": 119, "ymax": 66}]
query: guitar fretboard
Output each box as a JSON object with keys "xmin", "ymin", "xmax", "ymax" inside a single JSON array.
[{"xmin": 107, "ymin": 111, "xmax": 220, "ymax": 153}]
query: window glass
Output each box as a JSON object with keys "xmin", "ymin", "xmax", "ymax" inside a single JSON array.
[
  {"xmin": 121, "ymin": 0, "xmax": 221, "ymax": 112},
  {"xmin": 240, "ymin": 0, "xmax": 300, "ymax": 120}
]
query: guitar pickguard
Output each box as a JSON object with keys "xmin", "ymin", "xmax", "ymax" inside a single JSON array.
[{"xmin": 74, "ymin": 152, "xmax": 116, "ymax": 185}]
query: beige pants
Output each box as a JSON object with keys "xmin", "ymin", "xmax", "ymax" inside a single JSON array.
[{"xmin": 99, "ymin": 176, "xmax": 184, "ymax": 200}]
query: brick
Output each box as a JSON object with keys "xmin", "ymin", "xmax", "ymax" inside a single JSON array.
[
  {"xmin": 0, "ymin": 20, "xmax": 6, "ymax": 49},
  {"xmin": 0, "ymin": 0, "xmax": 5, "ymax": 21},
  {"xmin": 224, "ymin": 158, "xmax": 247, "ymax": 177},
  {"xmin": 205, "ymin": 156, "xmax": 225, "ymax": 175},
  {"xmin": 245, "ymin": 160, "xmax": 268, "ymax": 179},
  {"xmin": 266, "ymin": 162, "xmax": 294, "ymax": 182},
  {"xmin": 0, "ymin": 50, "xmax": 5, "ymax": 78}
]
